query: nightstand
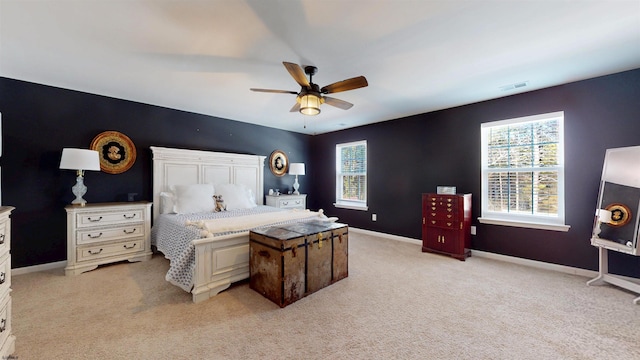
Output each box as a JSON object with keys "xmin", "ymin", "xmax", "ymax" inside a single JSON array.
[
  {"xmin": 265, "ymin": 194, "xmax": 307, "ymax": 210},
  {"xmin": 65, "ymin": 202, "xmax": 152, "ymax": 275}
]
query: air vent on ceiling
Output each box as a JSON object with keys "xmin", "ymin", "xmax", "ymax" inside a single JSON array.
[{"xmin": 500, "ymin": 81, "xmax": 529, "ymax": 92}]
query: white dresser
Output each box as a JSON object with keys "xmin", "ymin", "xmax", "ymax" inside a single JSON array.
[
  {"xmin": 265, "ymin": 194, "xmax": 307, "ymax": 210},
  {"xmin": 65, "ymin": 202, "xmax": 152, "ymax": 276},
  {"xmin": 0, "ymin": 206, "xmax": 15, "ymax": 358}
]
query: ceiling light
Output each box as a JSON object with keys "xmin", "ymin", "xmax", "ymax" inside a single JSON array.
[{"xmin": 299, "ymin": 94, "xmax": 321, "ymax": 116}]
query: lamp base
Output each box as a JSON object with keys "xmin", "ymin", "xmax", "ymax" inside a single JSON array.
[
  {"xmin": 292, "ymin": 175, "xmax": 300, "ymax": 195},
  {"xmin": 71, "ymin": 174, "xmax": 88, "ymax": 206}
]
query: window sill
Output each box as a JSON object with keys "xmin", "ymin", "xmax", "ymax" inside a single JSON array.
[
  {"xmin": 477, "ymin": 217, "xmax": 571, "ymax": 232},
  {"xmin": 334, "ymin": 203, "xmax": 368, "ymax": 211}
]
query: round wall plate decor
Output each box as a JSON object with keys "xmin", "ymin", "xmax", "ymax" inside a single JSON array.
[
  {"xmin": 605, "ymin": 203, "xmax": 632, "ymax": 227},
  {"xmin": 269, "ymin": 150, "xmax": 288, "ymax": 177},
  {"xmin": 90, "ymin": 131, "xmax": 137, "ymax": 174}
]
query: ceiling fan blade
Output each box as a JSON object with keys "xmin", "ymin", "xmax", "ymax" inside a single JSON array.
[
  {"xmin": 283, "ymin": 62, "xmax": 310, "ymax": 87},
  {"xmin": 321, "ymin": 76, "xmax": 368, "ymax": 94},
  {"xmin": 323, "ymin": 96, "xmax": 354, "ymax": 110},
  {"xmin": 250, "ymin": 88, "xmax": 298, "ymax": 94},
  {"xmin": 290, "ymin": 102, "xmax": 301, "ymax": 112}
]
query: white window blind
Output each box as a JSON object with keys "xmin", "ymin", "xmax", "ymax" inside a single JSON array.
[
  {"xmin": 335, "ymin": 140, "xmax": 367, "ymax": 210},
  {"xmin": 480, "ymin": 112, "xmax": 569, "ymax": 231}
]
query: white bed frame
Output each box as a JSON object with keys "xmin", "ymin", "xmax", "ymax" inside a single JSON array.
[{"xmin": 151, "ymin": 146, "xmax": 266, "ymax": 303}]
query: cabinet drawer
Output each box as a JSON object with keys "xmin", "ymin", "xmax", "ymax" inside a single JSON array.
[
  {"xmin": 426, "ymin": 220, "xmax": 461, "ymax": 229},
  {"xmin": 77, "ymin": 225, "xmax": 145, "ymax": 245},
  {"xmin": 0, "ymin": 296, "xmax": 11, "ymax": 351},
  {"xmin": 278, "ymin": 199, "xmax": 305, "ymax": 209},
  {"xmin": 0, "ymin": 255, "xmax": 10, "ymax": 299},
  {"xmin": 75, "ymin": 209, "xmax": 145, "ymax": 228},
  {"xmin": 0, "ymin": 221, "xmax": 8, "ymax": 256},
  {"xmin": 77, "ymin": 239, "xmax": 143, "ymax": 262}
]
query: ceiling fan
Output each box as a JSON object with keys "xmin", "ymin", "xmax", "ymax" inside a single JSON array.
[{"xmin": 250, "ymin": 62, "xmax": 368, "ymax": 116}]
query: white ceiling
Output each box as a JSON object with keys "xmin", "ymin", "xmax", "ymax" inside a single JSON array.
[{"xmin": 1, "ymin": 1, "xmax": 639, "ymax": 135}]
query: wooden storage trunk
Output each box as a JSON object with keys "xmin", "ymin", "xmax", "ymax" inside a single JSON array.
[{"xmin": 249, "ymin": 221, "xmax": 348, "ymax": 307}]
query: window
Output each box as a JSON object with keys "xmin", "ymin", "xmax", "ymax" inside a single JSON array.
[
  {"xmin": 479, "ymin": 111, "xmax": 569, "ymax": 231},
  {"xmin": 335, "ymin": 140, "xmax": 368, "ymax": 210}
]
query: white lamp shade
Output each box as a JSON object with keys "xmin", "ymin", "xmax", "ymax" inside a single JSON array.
[
  {"xmin": 289, "ymin": 163, "xmax": 305, "ymax": 176},
  {"xmin": 59, "ymin": 148, "xmax": 101, "ymax": 171}
]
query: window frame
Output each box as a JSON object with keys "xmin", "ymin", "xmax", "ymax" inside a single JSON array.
[
  {"xmin": 478, "ymin": 111, "xmax": 570, "ymax": 232},
  {"xmin": 334, "ymin": 140, "xmax": 368, "ymax": 211}
]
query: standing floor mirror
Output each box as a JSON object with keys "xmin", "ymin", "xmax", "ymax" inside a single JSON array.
[{"xmin": 589, "ymin": 145, "xmax": 640, "ymax": 304}]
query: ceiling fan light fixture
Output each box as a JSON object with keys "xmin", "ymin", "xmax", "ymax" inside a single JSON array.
[{"xmin": 299, "ymin": 94, "xmax": 321, "ymax": 116}]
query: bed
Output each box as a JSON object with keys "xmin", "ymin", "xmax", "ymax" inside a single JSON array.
[{"xmin": 150, "ymin": 146, "xmax": 326, "ymax": 303}]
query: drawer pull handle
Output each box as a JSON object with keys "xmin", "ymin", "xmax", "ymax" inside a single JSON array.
[
  {"xmin": 259, "ymin": 250, "xmax": 271, "ymax": 258},
  {"xmin": 0, "ymin": 234, "xmax": 4, "ymax": 245},
  {"xmin": 0, "ymin": 318, "xmax": 5, "ymax": 332},
  {"xmin": 291, "ymin": 246, "xmax": 297, "ymax": 257},
  {"xmin": 123, "ymin": 243, "xmax": 137, "ymax": 249},
  {"xmin": 88, "ymin": 233, "xmax": 103, "ymax": 239},
  {"xmin": 88, "ymin": 248, "xmax": 103, "ymax": 255},
  {"xmin": 123, "ymin": 214, "xmax": 137, "ymax": 219},
  {"xmin": 123, "ymin": 228, "xmax": 137, "ymax": 234},
  {"xmin": 282, "ymin": 201, "xmax": 289, "ymax": 205},
  {"xmin": 0, "ymin": 272, "xmax": 5, "ymax": 284},
  {"xmin": 88, "ymin": 216, "xmax": 103, "ymax": 222}
]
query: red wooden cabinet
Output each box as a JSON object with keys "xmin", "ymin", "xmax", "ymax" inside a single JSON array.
[{"xmin": 422, "ymin": 193, "xmax": 472, "ymax": 261}]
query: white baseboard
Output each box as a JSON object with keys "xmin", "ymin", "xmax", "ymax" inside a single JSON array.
[
  {"xmin": 351, "ymin": 227, "xmax": 599, "ymax": 278},
  {"xmin": 13, "ymin": 260, "xmax": 66, "ymax": 276}
]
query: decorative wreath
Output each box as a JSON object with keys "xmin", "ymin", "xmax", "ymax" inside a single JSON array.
[
  {"xmin": 90, "ymin": 131, "xmax": 137, "ymax": 174},
  {"xmin": 605, "ymin": 203, "xmax": 632, "ymax": 227},
  {"xmin": 269, "ymin": 150, "xmax": 288, "ymax": 177}
]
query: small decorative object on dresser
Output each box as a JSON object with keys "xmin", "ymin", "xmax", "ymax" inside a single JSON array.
[
  {"xmin": 65, "ymin": 202, "xmax": 152, "ymax": 275},
  {"xmin": 0, "ymin": 206, "xmax": 15, "ymax": 357},
  {"xmin": 266, "ymin": 193, "xmax": 306, "ymax": 210},
  {"xmin": 422, "ymin": 193, "xmax": 472, "ymax": 261}
]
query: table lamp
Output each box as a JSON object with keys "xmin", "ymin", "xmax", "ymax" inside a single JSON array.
[
  {"xmin": 289, "ymin": 163, "xmax": 305, "ymax": 195},
  {"xmin": 59, "ymin": 148, "xmax": 101, "ymax": 205}
]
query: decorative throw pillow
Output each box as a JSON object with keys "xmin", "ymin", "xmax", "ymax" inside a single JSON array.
[
  {"xmin": 214, "ymin": 183, "xmax": 257, "ymax": 210},
  {"xmin": 159, "ymin": 191, "xmax": 176, "ymax": 214},
  {"xmin": 171, "ymin": 183, "xmax": 215, "ymax": 214}
]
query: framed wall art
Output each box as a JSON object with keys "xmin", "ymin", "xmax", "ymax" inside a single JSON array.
[
  {"xmin": 90, "ymin": 131, "xmax": 137, "ymax": 174},
  {"xmin": 269, "ymin": 150, "xmax": 288, "ymax": 177}
]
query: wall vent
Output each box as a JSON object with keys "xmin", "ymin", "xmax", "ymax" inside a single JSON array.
[{"xmin": 500, "ymin": 81, "xmax": 529, "ymax": 92}]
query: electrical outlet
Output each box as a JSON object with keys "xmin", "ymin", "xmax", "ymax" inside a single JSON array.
[
  {"xmin": 470, "ymin": 226, "xmax": 477, "ymax": 235},
  {"xmin": 372, "ymin": 213, "xmax": 377, "ymax": 221}
]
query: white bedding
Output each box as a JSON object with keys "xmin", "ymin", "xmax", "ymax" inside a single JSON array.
[{"xmin": 151, "ymin": 206, "xmax": 325, "ymax": 291}]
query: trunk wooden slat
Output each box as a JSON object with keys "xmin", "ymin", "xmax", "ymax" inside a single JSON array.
[{"xmin": 249, "ymin": 221, "xmax": 348, "ymax": 307}]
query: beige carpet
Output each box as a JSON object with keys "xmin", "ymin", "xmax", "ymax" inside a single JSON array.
[{"xmin": 11, "ymin": 232, "xmax": 640, "ymax": 360}]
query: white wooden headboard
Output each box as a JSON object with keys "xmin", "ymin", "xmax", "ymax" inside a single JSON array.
[{"xmin": 150, "ymin": 146, "xmax": 266, "ymax": 222}]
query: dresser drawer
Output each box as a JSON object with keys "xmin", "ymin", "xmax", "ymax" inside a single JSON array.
[
  {"xmin": 0, "ymin": 296, "xmax": 11, "ymax": 352},
  {"xmin": 77, "ymin": 239, "xmax": 143, "ymax": 262},
  {"xmin": 0, "ymin": 221, "xmax": 8, "ymax": 257},
  {"xmin": 0, "ymin": 254, "xmax": 10, "ymax": 300},
  {"xmin": 75, "ymin": 209, "xmax": 145, "ymax": 228},
  {"xmin": 277, "ymin": 198, "xmax": 305, "ymax": 209},
  {"xmin": 77, "ymin": 225, "xmax": 145, "ymax": 245}
]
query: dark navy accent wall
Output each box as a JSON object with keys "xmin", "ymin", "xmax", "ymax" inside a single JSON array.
[
  {"xmin": 0, "ymin": 77, "xmax": 311, "ymax": 268},
  {"xmin": 309, "ymin": 69, "xmax": 640, "ymax": 277}
]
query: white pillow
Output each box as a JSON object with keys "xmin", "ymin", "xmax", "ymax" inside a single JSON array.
[
  {"xmin": 159, "ymin": 191, "xmax": 176, "ymax": 214},
  {"xmin": 214, "ymin": 183, "xmax": 257, "ymax": 210},
  {"xmin": 171, "ymin": 183, "xmax": 215, "ymax": 214}
]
